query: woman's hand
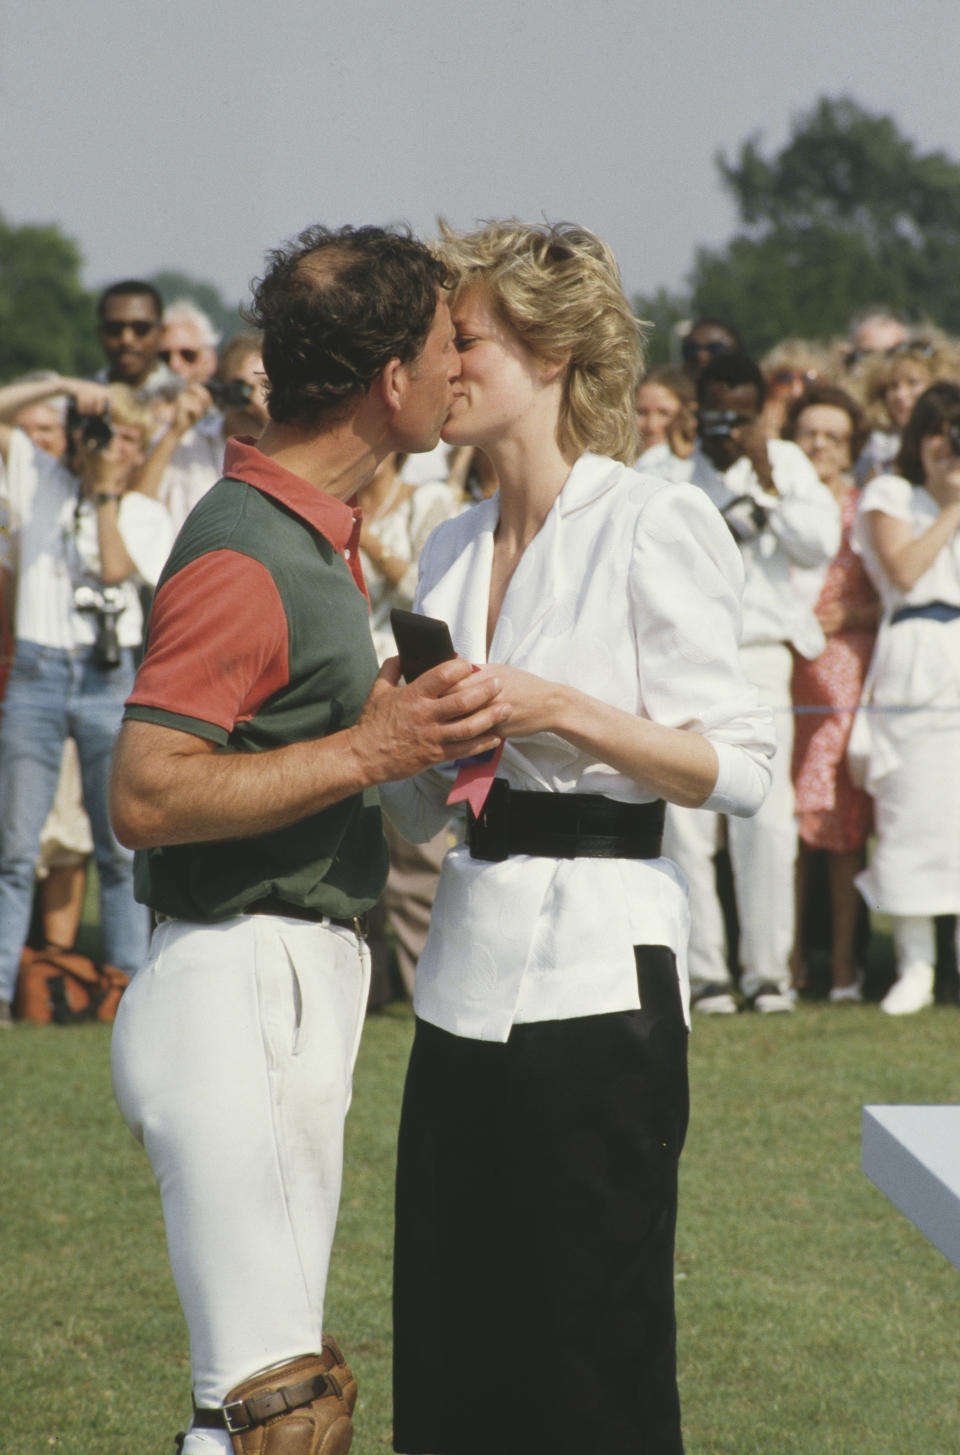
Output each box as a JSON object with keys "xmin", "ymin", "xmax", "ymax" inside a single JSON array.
[
  {"xmin": 476, "ymin": 662, "xmax": 720, "ymax": 807},
  {"xmin": 923, "ymin": 453, "xmax": 960, "ymax": 508},
  {"xmin": 472, "ymin": 664, "xmax": 567, "ymax": 739}
]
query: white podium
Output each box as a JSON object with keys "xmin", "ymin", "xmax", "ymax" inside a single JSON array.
[{"xmin": 862, "ymin": 1105, "xmax": 960, "ymax": 1270}]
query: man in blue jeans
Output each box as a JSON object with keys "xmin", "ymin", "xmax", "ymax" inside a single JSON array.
[{"xmin": 0, "ymin": 375, "xmax": 173, "ymax": 1023}]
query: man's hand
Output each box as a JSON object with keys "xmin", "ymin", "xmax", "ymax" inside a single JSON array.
[
  {"xmin": 731, "ymin": 419, "xmax": 779, "ymax": 495},
  {"xmin": 65, "ymin": 379, "xmax": 112, "ymax": 416},
  {"xmin": 348, "ymin": 656, "xmax": 510, "ymax": 782},
  {"xmin": 112, "ymin": 659, "xmax": 511, "ymax": 849},
  {"xmin": 171, "ymin": 383, "xmax": 212, "ymax": 438}
]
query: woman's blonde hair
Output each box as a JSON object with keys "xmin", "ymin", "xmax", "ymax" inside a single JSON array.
[
  {"xmin": 436, "ymin": 219, "xmax": 647, "ymax": 465},
  {"xmin": 850, "ymin": 330, "xmax": 960, "ymax": 429},
  {"xmin": 105, "ymin": 384, "xmax": 155, "ymax": 449}
]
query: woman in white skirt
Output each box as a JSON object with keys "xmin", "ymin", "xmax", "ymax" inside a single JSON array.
[
  {"xmin": 854, "ymin": 381, "xmax": 960, "ymax": 1014},
  {"xmin": 382, "ymin": 221, "xmax": 775, "ymax": 1455}
]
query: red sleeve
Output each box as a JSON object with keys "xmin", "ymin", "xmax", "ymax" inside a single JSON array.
[{"xmin": 127, "ymin": 549, "xmax": 290, "ymax": 732}]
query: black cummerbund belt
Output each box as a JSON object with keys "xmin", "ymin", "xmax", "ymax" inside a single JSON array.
[
  {"xmin": 466, "ymin": 778, "xmax": 666, "ymax": 862},
  {"xmin": 890, "ymin": 600, "xmax": 960, "ymax": 626}
]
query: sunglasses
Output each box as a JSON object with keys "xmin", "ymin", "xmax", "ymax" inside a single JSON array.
[
  {"xmin": 100, "ymin": 319, "xmax": 158, "ymax": 338},
  {"xmin": 682, "ymin": 338, "xmax": 733, "ymax": 362},
  {"xmin": 160, "ymin": 347, "xmax": 200, "ymax": 364},
  {"xmin": 770, "ymin": 368, "xmax": 819, "ymax": 388},
  {"xmin": 845, "ymin": 340, "xmax": 935, "ymax": 370}
]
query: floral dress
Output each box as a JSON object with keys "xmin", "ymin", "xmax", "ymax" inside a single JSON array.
[{"xmin": 792, "ymin": 485, "xmax": 877, "ymax": 852}]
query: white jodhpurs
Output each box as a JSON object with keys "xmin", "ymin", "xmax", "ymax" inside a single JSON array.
[
  {"xmin": 111, "ymin": 913, "xmax": 370, "ymax": 1409},
  {"xmin": 664, "ymin": 642, "xmax": 796, "ymax": 998}
]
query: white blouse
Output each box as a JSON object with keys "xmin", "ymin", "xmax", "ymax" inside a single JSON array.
[
  {"xmin": 382, "ymin": 453, "xmax": 776, "ymax": 1041},
  {"xmin": 853, "ymin": 472, "xmax": 960, "ymax": 720}
]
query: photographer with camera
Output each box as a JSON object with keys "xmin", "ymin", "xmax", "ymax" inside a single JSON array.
[
  {"xmin": 0, "ymin": 376, "xmax": 174, "ymax": 1026},
  {"xmin": 131, "ymin": 332, "xmax": 269, "ymax": 532},
  {"xmin": 657, "ymin": 352, "xmax": 841, "ymax": 1014}
]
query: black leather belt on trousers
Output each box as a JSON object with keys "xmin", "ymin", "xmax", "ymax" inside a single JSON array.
[
  {"xmin": 466, "ymin": 778, "xmax": 665, "ymax": 862},
  {"xmin": 244, "ymin": 895, "xmax": 367, "ymax": 936},
  {"xmin": 890, "ymin": 600, "xmax": 960, "ymax": 626}
]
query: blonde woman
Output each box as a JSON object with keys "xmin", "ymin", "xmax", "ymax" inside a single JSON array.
[
  {"xmin": 852, "ymin": 335, "xmax": 959, "ymax": 484},
  {"xmin": 383, "ymin": 221, "xmax": 775, "ymax": 1455}
]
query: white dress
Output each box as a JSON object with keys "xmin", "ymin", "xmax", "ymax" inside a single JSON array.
[
  {"xmin": 853, "ymin": 473, "xmax": 960, "ymax": 914},
  {"xmin": 382, "ymin": 452, "xmax": 776, "ymax": 1039}
]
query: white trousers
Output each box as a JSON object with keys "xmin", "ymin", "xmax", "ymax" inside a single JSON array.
[
  {"xmin": 111, "ymin": 914, "xmax": 370, "ymax": 1410},
  {"xmin": 663, "ymin": 642, "xmax": 797, "ymax": 998}
]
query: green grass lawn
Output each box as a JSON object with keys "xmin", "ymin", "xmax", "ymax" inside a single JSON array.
[{"xmin": 2, "ymin": 997, "xmax": 958, "ymax": 1454}]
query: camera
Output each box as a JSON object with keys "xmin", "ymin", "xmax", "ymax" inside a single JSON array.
[
  {"xmin": 66, "ymin": 401, "xmax": 113, "ymax": 451},
  {"xmin": 205, "ymin": 378, "xmax": 253, "ymax": 410},
  {"xmin": 720, "ymin": 494, "xmax": 768, "ymax": 545},
  {"xmin": 698, "ymin": 408, "xmax": 742, "ymax": 442},
  {"xmin": 74, "ymin": 584, "xmax": 126, "ymax": 670}
]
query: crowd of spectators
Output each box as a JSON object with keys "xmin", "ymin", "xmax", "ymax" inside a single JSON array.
[
  {"xmin": 0, "ymin": 281, "xmax": 957, "ymax": 1025},
  {"xmin": 646, "ymin": 307, "xmax": 960, "ymax": 1016}
]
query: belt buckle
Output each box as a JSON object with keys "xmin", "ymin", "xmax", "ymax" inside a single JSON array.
[
  {"xmin": 222, "ymin": 1400, "xmax": 252, "ymax": 1434},
  {"xmin": 468, "ymin": 777, "xmax": 510, "ymax": 861}
]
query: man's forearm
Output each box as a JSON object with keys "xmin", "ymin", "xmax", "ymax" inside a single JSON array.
[
  {"xmin": 110, "ymin": 721, "xmax": 374, "ymax": 849},
  {"xmin": 110, "ymin": 661, "xmax": 510, "ymax": 850}
]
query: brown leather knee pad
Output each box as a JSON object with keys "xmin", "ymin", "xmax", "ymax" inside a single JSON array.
[
  {"xmin": 320, "ymin": 1335, "xmax": 357, "ymax": 1416},
  {"xmin": 220, "ymin": 1352, "xmax": 353, "ymax": 1455}
]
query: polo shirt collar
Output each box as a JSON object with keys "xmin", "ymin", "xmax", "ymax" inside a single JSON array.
[
  {"xmin": 224, "ymin": 436, "xmax": 367, "ymax": 596},
  {"xmin": 224, "ymin": 436, "xmax": 359, "ymax": 554}
]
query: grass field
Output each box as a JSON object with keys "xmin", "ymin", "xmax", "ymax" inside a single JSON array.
[{"xmin": 2, "ymin": 991, "xmax": 959, "ymax": 1455}]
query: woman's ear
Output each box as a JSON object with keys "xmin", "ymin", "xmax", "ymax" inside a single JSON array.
[{"xmin": 539, "ymin": 353, "xmax": 570, "ymax": 385}]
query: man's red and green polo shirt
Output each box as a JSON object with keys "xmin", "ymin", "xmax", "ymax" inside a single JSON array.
[{"xmin": 123, "ymin": 436, "xmax": 388, "ymax": 922}]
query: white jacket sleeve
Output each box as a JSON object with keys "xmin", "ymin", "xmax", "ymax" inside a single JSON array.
[
  {"xmin": 766, "ymin": 440, "xmax": 841, "ymax": 568},
  {"xmin": 630, "ymin": 483, "xmax": 776, "ymax": 817}
]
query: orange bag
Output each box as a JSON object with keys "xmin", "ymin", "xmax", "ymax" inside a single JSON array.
[{"xmin": 14, "ymin": 946, "xmax": 130, "ymax": 1024}]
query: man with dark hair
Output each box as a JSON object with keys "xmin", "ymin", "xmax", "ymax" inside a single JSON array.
[
  {"xmin": 96, "ymin": 280, "xmax": 168, "ymax": 392},
  {"xmin": 109, "ymin": 224, "xmax": 509, "ymax": 1455},
  {"xmin": 679, "ymin": 315, "xmax": 746, "ymax": 380},
  {"xmin": 658, "ymin": 352, "xmax": 841, "ymax": 1016},
  {"xmin": 250, "ymin": 224, "xmax": 451, "ymax": 427}
]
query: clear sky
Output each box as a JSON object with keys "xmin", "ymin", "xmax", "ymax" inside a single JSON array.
[{"xmin": 3, "ymin": 0, "xmax": 959, "ymax": 311}]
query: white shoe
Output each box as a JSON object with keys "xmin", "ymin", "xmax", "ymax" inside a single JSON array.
[
  {"xmin": 693, "ymin": 991, "xmax": 738, "ymax": 1015},
  {"xmin": 752, "ymin": 990, "xmax": 795, "ymax": 1015},
  {"xmin": 829, "ymin": 978, "xmax": 863, "ymax": 1004},
  {"xmin": 880, "ymin": 963, "xmax": 934, "ymax": 1016}
]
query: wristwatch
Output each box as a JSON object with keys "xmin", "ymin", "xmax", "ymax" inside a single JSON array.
[{"xmin": 93, "ymin": 492, "xmax": 120, "ymax": 507}]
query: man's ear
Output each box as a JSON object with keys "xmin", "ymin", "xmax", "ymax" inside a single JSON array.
[{"xmin": 378, "ymin": 357, "xmax": 406, "ymax": 416}]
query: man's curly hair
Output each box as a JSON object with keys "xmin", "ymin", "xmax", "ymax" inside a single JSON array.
[{"xmin": 247, "ymin": 225, "xmax": 450, "ymax": 428}]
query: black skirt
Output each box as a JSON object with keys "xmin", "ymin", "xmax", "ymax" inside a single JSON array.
[{"xmin": 393, "ymin": 945, "xmax": 689, "ymax": 1455}]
